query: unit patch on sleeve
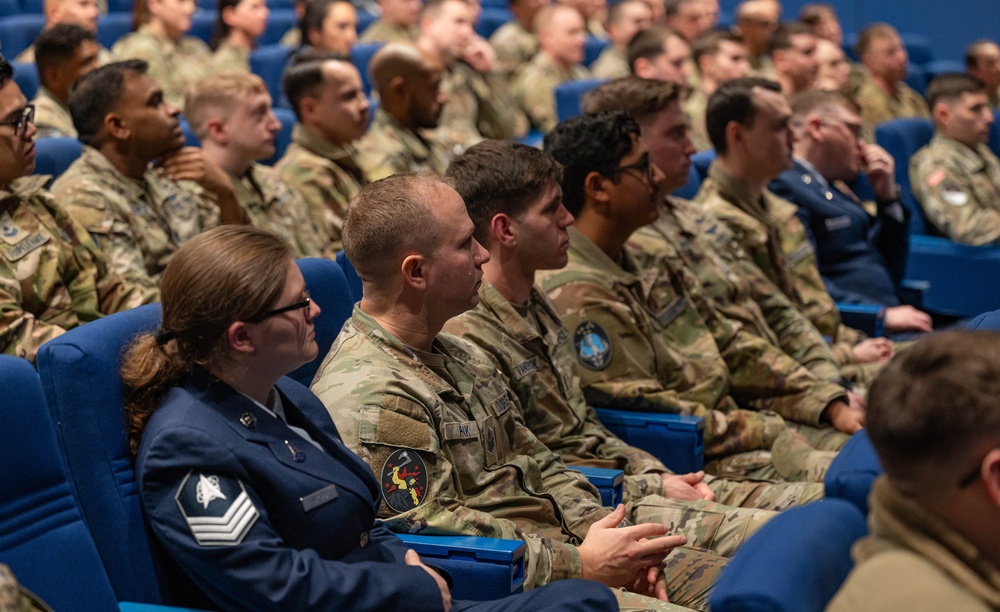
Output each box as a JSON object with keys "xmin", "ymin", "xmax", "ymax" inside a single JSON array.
[
  {"xmin": 573, "ymin": 321, "xmax": 613, "ymax": 371},
  {"xmin": 380, "ymin": 448, "xmax": 428, "ymax": 513},
  {"xmin": 175, "ymin": 471, "xmax": 259, "ymax": 546}
]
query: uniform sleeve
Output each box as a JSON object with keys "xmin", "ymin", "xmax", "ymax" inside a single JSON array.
[
  {"xmin": 512, "ymin": 69, "xmax": 558, "ymax": 133},
  {"xmin": 474, "ymin": 70, "xmax": 527, "ymax": 140},
  {"xmin": 0, "ymin": 268, "xmax": 65, "ymax": 361},
  {"xmin": 910, "ymin": 154, "xmax": 1000, "ymax": 246},
  {"xmin": 137, "ymin": 423, "xmax": 446, "ymax": 612}
]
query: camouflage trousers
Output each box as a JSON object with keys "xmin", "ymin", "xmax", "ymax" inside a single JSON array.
[
  {"xmin": 628, "ymin": 495, "xmax": 773, "ymax": 558},
  {"xmin": 704, "ymin": 424, "xmax": 846, "ymax": 483},
  {"xmin": 614, "ymin": 545, "xmax": 725, "ymax": 611},
  {"xmin": 704, "ymin": 473, "xmax": 824, "ymax": 511}
]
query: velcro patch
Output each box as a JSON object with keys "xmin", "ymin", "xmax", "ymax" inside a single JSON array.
[
  {"xmin": 380, "ymin": 448, "xmax": 428, "ymax": 513},
  {"xmin": 175, "ymin": 471, "xmax": 259, "ymax": 547},
  {"xmin": 363, "ymin": 403, "xmax": 434, "ymax": 452},
  {"xmin": 0, "ymin": 232, "xmax": 48, "ymax": 262}
]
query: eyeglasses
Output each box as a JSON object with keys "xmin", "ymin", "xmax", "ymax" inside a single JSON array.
[
  {"xmin": 602, "ymin": 153, "xmax": 654, "ymax": 184},
  {"xmin": 250, "ymin": 289, "xmax": 312, "ymax": 322},
  {"xmin": 0, "ymin": 105, "xmax": 35, "ymax": 136}
]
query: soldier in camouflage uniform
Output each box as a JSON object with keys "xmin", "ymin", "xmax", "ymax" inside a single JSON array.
[
  {"xmin": 589, "ymin": 0, "xmax": 652, "ymax": 80},
  {"xmin": 694, "ymin": 78, "xmax": 893, "ymax": 379},
  {"xmin": 853, "ymin": 23, "xmax": 930, "ymax": 138},
  {"xmin": 910, "ymin": 74, "xmax": 1000, "ymax": 246},
  {"xmin": 32, "ymin": 25, "xmax": 100, "ymax": 140},
  {"xmin": 312, "ymin": 173, "xmax": 728, "ymax": 611},
  {"xmin": 443, "ymin": 138, "xmax": 826, "ymax": 508},
  {"xmin": 275, "ymin": 54, "xmax": 369, "ymax": 251},
  {"xmin": 513, "ymin": 5, "xmax": 590, "ymax": 133},
  {"xmin": 185, "ymin": 72, "xmax": 332, "ymax": 258},
  {"xmin": 206, "ymin": 0, "xmax": 272, "ymax": 75},
  {"xmin": 356, "ymin": 44, "xmax": 451, "ymax": 180},
  {"xmin": 359, "ymin": 0, "xmax": 421, "ymax": 43},
  {"xmin": 489, "ymin": 0, "xmax": 539, "ymax": 81},
  {"xmin": 51, "ymin": 61, "xmax": 244, "ymax": 291},
  {"xmin": 686, "ymin": 31, "xmax": 750, "ymax": 151},
  {"xmin": 0, "ymin": 57, "xmax": 155, "ymax": 361}
]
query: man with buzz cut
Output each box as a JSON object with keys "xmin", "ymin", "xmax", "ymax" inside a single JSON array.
[
  {"xmin": 443, "ymin": 137, "xmax": 826, "ymax": 510},
  {"xmin": 32, "ymin": 24, "xmax": 99, "ymax": 139},
  {"xmin": 590, "ymin": 0, "xmax": 653, "ymax": 80},
  {"xmin": 311, "ymin": 172, "xmax": 731, "ymax": 611}
]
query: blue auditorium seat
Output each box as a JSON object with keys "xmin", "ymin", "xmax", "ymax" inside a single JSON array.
[
  {"xmin": 356, "ymin": 9, "xmax": 375, "ymax": 34},
  {"xmin": 34, "ymin": 137, "xmax": 82, "ymax": 180},
  {"xmin": 710, "ymin": 499, "xmax": 868, "ymax": 612},
  {"xmin": 107, "ymin": 0, "xmax": 134, "ymax": 12},
  {"xmin": 583, "ymin": 36, "xmax": 608, "ymax": 67},
  {"xmin": 554, "ymin": 77, "xmax": 607, "ymax": 123},
  {"xmin": 188, "ymin": 10, "xmax": 216, "ymax": 45},
  {"xmin": 11, "ymin": 61, "xmax": 38, "ymax": 100},
  {"xmin": 476, "ymin": 7, "xmax": 511, "ymax": 39},
  {"xmin": 968, "ymin": 308, "xmax": 1000, "ymax": 330},
  {"xmin": 260, "ymin": 7, "xmax": 295, "ymax": 45},
  {"xmin": 19, "ymin": 0, "xmax": 43, "ymax": 13},
  {"xmin": 989, "ymin": 109, "xmax": 1000, "ymax": 159},
  {"xmin": 922, "ymin": 59, "xmax": 965, "ymax": 82},
  {"xmin": 0, "ymin": 0, "xmax": 18, "ymax": 18},
  {"xmin": 594, "ymin": 409, "xmax": 704, "ymax": 473},
  {"xmin": 98, "ymin": 12, "xmax": 135, "ymax": 49},
  {"xmin": 874, "ymin": 117, "xmax": 935, "ymax": 235},
  {"xmin": 0, "ymin": 15, "xmax": 45, "ymax": 60},
  {"xmin": 334, "ymin": 249, "xmax": 363, "ymax": 304},
  {"xmin": 824, "ymin": 430, "xmax": 883, "ymax": 515},
  {"xmin": 288, "ymin": 257, "xmax": 354, "ymax": 385},
  {"xmin": 250, "ymin": 43, "xmax": 295, "ymax": 107},
  {"xmin": 671, "ymin": 163, "xmax": 702, "ymax": 200},
  {"xmin": 904, "ymin": 64, "xmax": 926, "ymax": 96},
  {"xmin": 350, "ymin": 41, "xmax": 383, "ymax": 97}
]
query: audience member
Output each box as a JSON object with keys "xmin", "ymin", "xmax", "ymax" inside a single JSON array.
[
  {"xmin": 208, "ymin": 0, "xmax": 271, "ymax": 73},
  {"xmin": 965, "ymin": 39, "xmax": 1000, "ymax": 108},
  {"xmin": 797, "ymin": 3, "xmax": 841, "ymax": 46},
  {"xmin": 800, "ymin": 4, "xmax": 864, "ymax": 94},
  {"xmin": 303, "ymin": 0, "xmax": 359, "ymax": 54},
  {"xmin": 812, "ymin": 38, "xmax": 851, "ymax": 94},
  {"xmin": 32, "ymin": 24, "xmax": 99, "ymax": 139},
  {"xmin": 910, "ymin": 73, "xmax": 1000, "ymax": 246},
  {"xmin": 854, "ymin": 23, "xmax": 930, "ymax": 136},
  {"xmin": 14, "ymin": 0, "xmax": 107, "ymax": 64},
  {"xmin": 590, "ymin": 0, "xmax": 652, "ymax": 79},
  {"xmin": 489, "ymin": 0, "xmax": 545, "ymax": 80},
  {"xmin": 664, "ymin": 0, "xmax": 710, "ymax": 43},
  {"xmin": 687, "ymin": 30, "xmax": 749, "ymax": 149},
  {"xmin": 557, "ymin": 0, "xmax": 606, "ymax": 39},
  {"xmin": 733, "ymin": 0, "xmax": 779, "ymax": 78},
  {"xmin": 769, "ymin": 22, "xmax": 818, "ymax": 97},
  {"xmin": 360, "ymin": 0, "xmax": 422, "ymax": 43},
  {"xmin": 275, "ymin": 52, "xmax": 369, "ymax": 251},
  {"xmin": 628, "ymin": 25, "xmax": 691, "ymax": 87}
]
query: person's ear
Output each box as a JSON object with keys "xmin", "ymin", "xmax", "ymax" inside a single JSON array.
[
  {"xmin": 933, "ymin": 101, "xmax": 952, "ymax": 130},
  {"xmin": 980, "ymin": 448, "xmax": 1000, "ymax": 509},
  {"xmin": 490, "ymin": 213, "xmax": 516, "ymax": 248},
  {"xmin": 583, "ymin": 170, "xmax": 613, "ymax": 216},
  {"xmin": 401, "ymin": 253, "xmax": 427, "ymax": 290},
  {"xmin": 805, "ymin": 113, "xmax": 824, "ymax": 141},
  {"xmin": 105, "ymin": 111, "xmax": 130, "ymax": 141},
  {"xmin": 204, "ymin": 116, "xmax": 228, "ymax": 145},
  {"xmin": 226, "ymin": 321, "xmax": 257, "ymax": 354}
]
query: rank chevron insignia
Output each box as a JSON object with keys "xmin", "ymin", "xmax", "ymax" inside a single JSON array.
[{"xmin": 175, "ymin": 470, "xmax": 259, "ymax": 546}]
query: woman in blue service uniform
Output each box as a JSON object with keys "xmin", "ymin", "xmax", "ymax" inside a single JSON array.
[{"xmin": 122, "ymin": 225, "xmax": 617, "ymax": 612}]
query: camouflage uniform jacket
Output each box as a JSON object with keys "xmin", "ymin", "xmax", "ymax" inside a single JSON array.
[
  {"xmin": 747, "ymin": 53, "xmax": 777, "ymax": 79},
  {"xmin": 628, "ymin": 197, "xmax": 843, "ymax": 383},
  {"xmin": 589, "ymin": 46, "xmax": 630, "ymax": 80},
  {"xmin": 356, "ymin": 108, "xmax": 451, "ymax": 181},
  {"xmin": 32, "ymin": 87, "xmax": 76, "ymax": 140},
  {"xmin": 512, "ymin": 52, "xmax": 590, "ymax": 133},
  {"xmin": 358, "ymin": 19, "xmax": 419, "ymax": 43},
  {"xmin": 312, "ymin": 306, "xmax": 615, "ymax": 589},
  {"xmin": 275, "ymin": 124, "xmax": 366, "ymax": 251},
  {"xmin": 537, "ymin": 227, "xmax": 799, "ymax": 458},
  {"xmin": 50, "ymin": 146, "xmax": 218, "ymax": 290},
  {"xmin": 279, "ymin": 27, "xmax": 301, "ymax": 47},
  {"xmin": 0, "ymin": 563, "xmax": 51, "ymax": 612},
  {"xmin": 0, "ymin": 176, "xmax": 153, "ymax": 361},
  {"xmin": 110, "ymin": 25, "xmax": 212, "ymax": 107},
  {"xmin": 490, "ymin": 21, "xmax": 538, "ymax": 80},
  {"xmin": 444, "ymin": 281, "xmax": 668, "ymax": 502},
  {"xmin": 910, "ymin": 134, "xmax": 1000, "ymax": 246},
  {"xmin": 854, "ymin": 77, "xmax": 930, "ymax": 138},
  {"xmin": 696, "ymin": 162, "xmax": 866, "ymax": 353},
  {"xmin": 231, "ymin": 163, "xmax": 332, "ymax": 258},
  {"xmin": 683, "ymin": 88, "xmax": 711, "ymax": 152},
  {"xmin": 208, "ymin": 40, "xmax": 250, "ymax": 74},
  {"xmin": 434, "ymin": 60, "xmax": 526, "ymax": 153}
]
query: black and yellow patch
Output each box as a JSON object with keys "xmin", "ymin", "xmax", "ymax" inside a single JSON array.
[{"xmin": 379, "ymin": 448, "xmax": 428, "ymax": 513}]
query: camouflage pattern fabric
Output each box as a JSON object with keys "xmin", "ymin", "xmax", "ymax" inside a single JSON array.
[
  {"xmin": 490, "ymin": 21, "xmax": 538, "ymax": 80},
  {"xmin": 356, "ymin": 108, "xmax": 452, "ymax": 181},
  {"xmin": 854, "ymin": 77, "xmax": 930, "ymax": 139},
  {"xmin": 32, "ymin": 87, "xmax": 76, "ymax": 140},
  {"xmin": 589, "ymin": 46, "xmax": 630, "ymax": 80},
  {"xmin": 0, "ymin": 564, "xmax": 51, "ymax": 612},
  {"xmin": 275, "ymin": 124, "xmax": 366, "ymax": 252},
  {"xmin": 207, "ymin": 40, "xmax": 250, "ymax": 74},
  {"xmin": 359, "ymin": 19, "xmax": 419, "ymax": 43},
  {"xmin": 910, "ymin": 134, "xmax": 1000, "ymax": 245},
  {"xmin": 111, "ymin": 25, "xmax": 212, "ymax": 107},
  {"xmin": 512, "ymin": 52, "xmax": 590, "ymax": 133},
  {"xmin": 0, "ymin": 176, "xmax": 155, "ymax": 361},
  {"xmin": 682, "ymin": 89, "xmax": 711, "ymax": 152},
  {"xmin": 433, "ymin": 60, "xmax": 527, "ymax": 154}
]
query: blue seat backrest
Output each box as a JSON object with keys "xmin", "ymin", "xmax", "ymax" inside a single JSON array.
[
  {"xmin": 12, "ymin": 61, "xmax": 39, "ymax": 100},
  {"xmin": 356, "ymin": 9, "xmax": 375, "ymax": 34},
  {"xmin": 691, "ymin": 149, "xmax": 715, "ymax": 181},
  {"xmin": 260, "ymin": 8, "xmax": 296, "ymax": 45},
  {"xmin": 335, "ymin": 249, "xmax": 363, "ymax": 304},
  {"xmin": 900, "ymin": 32, "xmax": 933, "ymax": 66},
  {"xmin": 107, "ymin": 0, "xmax": 134, "ymax": 12},
  {"xmin": 188, "ymin": 10, "xmax": 216, "ymax": 45},
  {"xmin": 710, "ymin": 499, "xmax": 868, "ymax": 612},
  {"xmin": 250, "ymin": 43, "xmax": 295, "ymax": 108},
  {"xmin": 288, "ymin": 258, "xmax": 355, "ymax": 385},
  {"xmin": 476, "ymin": 7, "xmax": 511, "ymax": 38},
  {"xmin": 904, "ymin": 64, "xmax": 926, "ymax": 96},
  {"xmin": 0, "ymin": 0, "xmax": 18, "ymax": 18},
  {"xmin": 874, "ymin": 117, "xmax": 934, "ymax": 235},
  {"xmin": 671, "ymin": 163, "xmax": 703, "ymax": 200},
  {"xmin": 583, "ymin": 36, "xmax": 608, "ymax": 67},
  {"xmin": 0, "ymin": 355, "xmax": 121, "ymax": 612},
  {"xmin": 35, "ymin": 304, "xmax": 167, "ymax": 605},
  {"xmin": 554, "ymin": 77, "xmax": 608, "ymax": 123},
  {"xmin": 823, "ymin": 429, "xmax": 883, "ymax": 515},
  {"xmin": 34, "ymin": 137, "xmax": 83, "ymax": 180},
  {"xmin": 990, "ymin": 110, "xmax": 1000, "ymax": 159},
  {"xmin": 19, "ymin": 0, "xmax": 43, "ymax": 13},
  {"xmin": 351, "ymin": 41, "xmax": 384, "ymax": 98},
  {"xmin": 98, "ymin": 12, "xmax": 135, "ymax": 49}
]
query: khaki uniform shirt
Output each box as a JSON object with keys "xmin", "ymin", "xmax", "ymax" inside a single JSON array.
[
  {"xmin": 0, "ymin": 176, "xmax": 152, "ymax": 361},
  {"xmin": 512, "ymin": 52, "xmax": 590, "ymax": 133},
  {"xmin": 356, "ymin": 108, "xmax": 451, "ymax": 181},
  {"xmin": 111, "ymin": 25, "xmax": 212, "ymax": 107},
  {"xmin": 828, "ymin": 477, "xmax": 1000, "ymax": 611},
  {"xmin": 910, "ymin": 134, "xmax": 1000, "ymax": 246},
  {"xmin": 358, "ymin": 19, "xmax": 419, "ymax": 43},
  {"xmin": 51, "ymin": 146, "xmax": 217, "ymax": 290},
  {"xmin": 747, "ymin": 53, "xmax": 777, "ymax": 79},
  {"xmin": 683, "ymin": 88, "xmax": 711, "ymax": 152},
  {"xmin": 279, "ymin": 27, "xmax": 301, "ymax": 48},
  {"xmin": 231, "ymin": 163, "xmax": 332, "ymax": 258},
  {"xmin": 855, "ymin": 77, "xmax": 930, "ymax": 138},
  {"xmin": 274, "ymin": 124, "xmax": 366, "ymax": 252},
  {"xmin": 208, "ymin": 40, "xmax": 250, "ymax": 74},
  {"xmin": 32, "ymin": 87, "xmax": 76, "ymax": 140},
  {"xmin": 589, "ymin": 46, "xmax": 630, "ymax": 80},
  {"xmin": 489, "ymin": 21, "xmax": 537, "ymax": 80}
]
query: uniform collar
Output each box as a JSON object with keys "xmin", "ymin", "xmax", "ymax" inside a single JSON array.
[
  {"xmin": 291, "ymin": 124, "xmax": 360, "ymax": 165},
  {"xmin": 475, "ymin": 280, "xmax": 563, "ymax": 346},
  {"xmin": 931, "ymin": 133, "xmax": 991, "ymax": 174}
]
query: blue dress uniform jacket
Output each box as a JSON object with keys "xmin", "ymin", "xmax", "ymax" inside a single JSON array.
[{"xmin": 770, "ymin": 161, "xmax": 910, "ymax": 307}]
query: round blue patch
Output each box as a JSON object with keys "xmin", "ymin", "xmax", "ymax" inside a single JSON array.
[{"xmin": 573, "ymin": 321, "xmax": 613, "ymax": 371}]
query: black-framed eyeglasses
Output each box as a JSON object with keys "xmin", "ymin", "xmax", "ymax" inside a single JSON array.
[
  {"xmin": 601, "ymin": 153, "xmax": 654, "ymax": 184},
  {"xmin": 0, "ymin": 105, "xmax": 35, "ymax": 136},
  {"xmin": 249, "ymin": 289, "xmax": 312, "ymax": 322}
]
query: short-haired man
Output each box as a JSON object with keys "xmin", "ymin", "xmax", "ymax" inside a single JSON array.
[
  {"xmin": 769, "ymin": 90, "xmax": 933, "ymax": 334},
  {"xmin": 32, "ymin": 24, "xmax": 99, "ymax": 139},
  {"xmin": 513, "ymin": 4, "xmax": 590, "ymax": 132},
  {"xmin": 275, "ymin": 53, "xmax": 370, "ymax": 251},
  {"xmin": 184, "ymin": 71, "xmax": 331, "ymax": 259},
  {"xmin": 627, "ymin": 25, "xmax": 691, "ymax": 87},
  {"xmin": 910, "ymin": 73, "xmax": 1000, "ymax": 246},
  {"xmin": 556, "ymin": 0, "xmax": 607, "ymax": 39},
  {"xmin": 828, "ymin": 330, "xmax": 1000, "ymax": 611},
  {"xmin": 0, "ymin": 56, "xmax": 153, "ymax": 361},
  {"xmin": 360, "ymin": 0, "xmax": 421, "ymax": 43},
  {"xmin": 965, "ymin": 40, "xmax": 1000, "ymax": 108},
  {"xmin": 797, "ymin": 3, "xmax": 841, "ymax": 46},
  {"xmin": 695, "ymin": 77, "xmax": 894, "ymax": 378},
  {"xmin": 356, "ymin": 43, "xmax": 450, "ymax": 180},
  {"xmin": 854, "ymin": 23, "xmax": 930, "ymax": 136},
  {"xmin": 540, "ymin": 111, "xmax": 862, "ymax": 481},
  {"xmin": 812, "ymin": 38, "xmax": 851, "ymax": 94},
  {"xmin": 590, "ymin": 0, "xmax": 652, "ymax": 79},
  {"xmin": 733, "ymin": 0, "xmax": 779, "ymax": 78},
  {"xmin": 444, "ymin": 137, "xmax": 826, "ymax": 510},
  {"xmin": 489, "ymin": 0, "xmax": 545, "ymax": 79},
  {"xmin": 686, "ymin": 30, "xmax": 749, "ymax": 150},
  {"xmin": 312, "ymin": 172, "xmax": 728, "ymax": 610},
  {"xmin": 303, "ymin": 0, "xmax": 358, "ymax": 54},
  {"xmin": 769, "ymin": 22, "xmax": 818, "ymax": 97},
  {"xmin": 664, "ymin": 0, "xmax": 711, "ymax": 43},
  {"xmin": 51, "ymin": 60, "xmax": 244, "ymax": 291},
  {"xmin": 14, "ymin": 0, "xmax": 108, "ymax": 65}
]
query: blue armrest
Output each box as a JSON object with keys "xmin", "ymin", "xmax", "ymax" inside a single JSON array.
[
  {"xmin": 118, "ymin": 604, "xmax": 210, "ymax": 612},
  {"xmin": 899, "ymin": 279, "xmax": 930, "ymax": 309},
  {"xmin": 573, "ymin": 466, "xmax": 624, "ymax": 507},
  {"xmin": 395, "ymin": 534, "xmax": 526, "ymax": 600},
  {"xmin": 906, "ymin": 235, "xmax": 1000, "ymax": 317},
  {"xmin": 837, "ymin": 303, "xmax": 884, "ymax": 337},
  {"xmin": 593, "ymin": 409, "xmax": 704, "ymax": 473}
]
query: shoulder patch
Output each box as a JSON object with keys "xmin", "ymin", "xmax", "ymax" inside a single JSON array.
[
  {"xmin": 0, "ymin": 212, "xmax": 26, "ymax": 245},
  {"xmin": 573, "ymin": 321, "xmax": 613, "ymax": 371},
  {"xmin": 926, "ymin": 169, "xmax": 946, "ymax": 188},
  {"xmin": 940, "ymin": 182, "xmax": 969, "ymax": 206},
  {"xmin": 174, "ymin": 471, "xmax": 259, "ymax": 546},
  {"xmin": 380, "ymin": 448, "xmax": 428, "ymax": 513}
]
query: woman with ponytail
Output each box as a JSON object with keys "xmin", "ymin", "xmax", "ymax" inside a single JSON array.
[{"xmin": 208, "ymin": 0, "xmax": 270, "ymax": 74}]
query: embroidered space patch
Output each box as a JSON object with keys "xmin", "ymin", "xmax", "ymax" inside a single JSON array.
[
  {"xmin": 573, "ymin": 321, "xmax": 613, "ymax": 371},
  {"xmin": 175, "ymin": 471, "xmax": 259, "ymax": 546},
  {"xmin": 380, "ymin": 449, "xmax": 428, "ymax": 513}
]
